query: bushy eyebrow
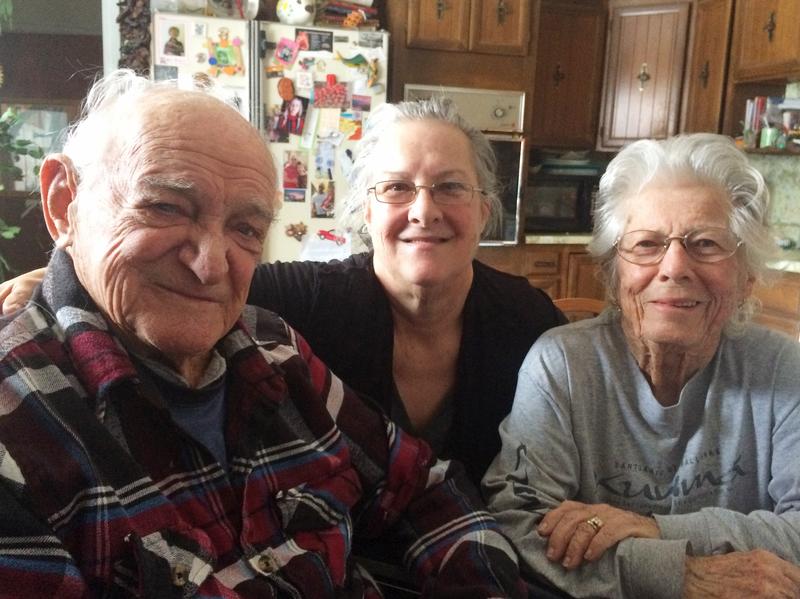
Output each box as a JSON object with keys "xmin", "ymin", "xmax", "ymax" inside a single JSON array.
[{"xmin": 138, "ymin": 176, "xmax": 275, "ymax": 222}]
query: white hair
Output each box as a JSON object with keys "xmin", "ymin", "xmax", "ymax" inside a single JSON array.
[
  {"xmin": 588, "ymin": 133, "xmax": 776, "ymax": 324},
  {"xmin": 62, "ymin": 69, "xmax": 257, "ymax": 195}
]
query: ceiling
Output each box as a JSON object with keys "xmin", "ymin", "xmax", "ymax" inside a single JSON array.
[{"xmin": 12, "ymin": 0, "xmax": 102, "ymax": 35}]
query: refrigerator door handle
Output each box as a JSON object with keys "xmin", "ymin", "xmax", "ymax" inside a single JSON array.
[{"xmin": 258, "ymin": 29, "xmax": 268, "ymax": 59}]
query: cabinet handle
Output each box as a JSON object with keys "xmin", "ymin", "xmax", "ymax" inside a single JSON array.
[
  {"xmin": 534, "ymin": 260, "xmax": 556, "ymax": 268},
  {"xmin": 763, "ymin": 11, "xmax": 776, "ymax": 42},
  {"xmin": 637, "ymin": 62, "xmax": 651, "ymax": 91},
  {"xmin": 698, "ymin": 60, "xmax": 709, "ymax": 89},
  {"xmin": 496, "ymin": 0, "xmax": 508, "ymax": 25},
  {"xmin": 436, "ymin": 0, "xmax": 447, "ymax": 20},
  {"xmin": 553, "ymin": 64, "xmax": 566, "ymax": 87}
]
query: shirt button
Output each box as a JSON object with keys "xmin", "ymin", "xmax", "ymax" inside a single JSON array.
[
  {"xmin": 258, "ymin": 553, "xmax": 278, "ymax": 573},
  {"xmin": 172, "ymin": 563, "xmax": 189, "ymax": 587}
]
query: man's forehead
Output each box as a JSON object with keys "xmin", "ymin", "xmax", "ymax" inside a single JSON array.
[{"xmin": 137, "ymin": 175, "xmax": 274, "ymax": 216}]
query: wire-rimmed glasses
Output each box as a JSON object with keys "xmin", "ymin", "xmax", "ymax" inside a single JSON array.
[
  {"xmin": 367, "ymin": 180, "xmax": 485, "ymax": 206},
  {"xmin": 614, "ymin": 227, "xmax": 743, "ymax": 265}
]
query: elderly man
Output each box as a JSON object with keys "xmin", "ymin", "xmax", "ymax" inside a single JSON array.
[{"xmin": 0, "ymin": 70, "xmax": 524, "ymax": 598}]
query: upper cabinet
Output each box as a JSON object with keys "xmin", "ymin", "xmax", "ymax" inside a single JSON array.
[
  {"xmin": 681, "ymin": 0, "xmax": 734, "ymax": 133},
  {"xmin": 598, "ymin": 1, "xmax": 691, "ymax": 150},
  {"xmin": 530, "ymin": 0, "xmax": 606, "ymax": 148},
  {"xmin": 407, "ymin": 0, "xmax": 530, "ymax": 56},
  {"xmin": 731, "ymin": 0, "xmax": 800, "ymax": 81}
]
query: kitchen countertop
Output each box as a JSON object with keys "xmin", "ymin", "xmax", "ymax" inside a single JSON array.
[
  {"xmin": 525, "ymin": 235, "xmax": 800, "ymax": 274},
  {"xmin": 767, "ymin": 250, "xmax": 800, "ymax": 274},
  {"xmin": 525, "ymin": 234, "xmax": 594, "ymax": 245}
]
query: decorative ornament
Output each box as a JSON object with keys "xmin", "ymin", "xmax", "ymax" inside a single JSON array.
[
  {"xmin": 285, "ymin": 222, "xmax": 308, "ymax": 241},
  {"xmin": 277, "ymin": 77, "xmax": 295, "ymax": 101},
  {"xmin": 276, "ymin": 0, "xmax": 315, "ymax": 26},
  {"xmin": 342, "ymin": 9, "xmax": 366, "ymax": 28}
]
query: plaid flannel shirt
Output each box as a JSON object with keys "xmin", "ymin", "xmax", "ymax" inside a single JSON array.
[{"xmin": 0, "ymin": 251, "xmax": 525, "ymax": 598}]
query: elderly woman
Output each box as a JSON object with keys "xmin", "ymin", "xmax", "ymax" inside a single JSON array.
[
  {"xmin": 483, "ymin": 133, "xmax": 800, "ymax": 599},
  {"xmin": 0, "ymin": 97, "xmax": 563, "ymax": 487}
]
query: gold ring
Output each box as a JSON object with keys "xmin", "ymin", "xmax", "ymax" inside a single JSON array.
[{"xmin": 586, "ymin": 515, "xmax": 604, "ymax": 532}]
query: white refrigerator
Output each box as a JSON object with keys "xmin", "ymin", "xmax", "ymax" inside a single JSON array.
[{"xmin": 152, "ymin": 13, "xmax": 390, "ymax": 262}]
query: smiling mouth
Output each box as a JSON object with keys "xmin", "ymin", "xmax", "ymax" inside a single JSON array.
[
  {"xmin": 400, "ymin": 236, "xmax": 450, "ymax": 244},
  {"xmin": 653, "ymin": 300, "xmax": 702, "ymax": 308}
]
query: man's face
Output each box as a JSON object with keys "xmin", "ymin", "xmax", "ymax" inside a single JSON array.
[{"xmin": 65, "ymin": 93, "xmax": 276, "ymax": 372}]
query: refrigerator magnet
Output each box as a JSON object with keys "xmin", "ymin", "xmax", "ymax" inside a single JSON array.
[
  {"xmin": 277, "ymin": 77, "xmax": 295, "ymax": 101},
  {"xmin": 206, "ymin": 27, "xmax": 246, "ymax": 77},
  {"xmin": 274, "ymin": 37, "xmax": 301, "ymax": 68},
  {"xmin": 294, "ymin": 72, "xmax": 314, "ymax": 95},
  {"xmin": 282, "ymin": 150, "xmax": 309, "ymax": 193}
]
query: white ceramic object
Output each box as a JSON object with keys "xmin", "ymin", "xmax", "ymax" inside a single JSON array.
[{"xmin": 276, "ymin": 0, "xmax": 316, "ymax": 25}]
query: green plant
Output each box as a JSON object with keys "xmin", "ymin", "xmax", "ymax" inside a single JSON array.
[{"xmin": 0, "ymin": 106, "xmax": 44, "ymax": 281}]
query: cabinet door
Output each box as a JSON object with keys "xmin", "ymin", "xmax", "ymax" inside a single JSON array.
[
  {"xmin": 598, "ymin": 2, "xmax": 690, "ymax": 149},
  {"xmin": 407, "ymin": 0, "xmax": 471, "ymax": 51},
  {"xmin": 752, "ymin": 273, "xmax": 800, "ymax": 340},
  {"xmin": 732, "ymin": 0, "xmax": 800, "ymax": 81},
  {"xmin": 531, "ymin": 1, "xmax": 606, "ymax": 148},
  {"xmin": 565, "ymin": 251, "xmax": 605, "ymax": 300},
  {"xmin": 469, "ymin": 0, "xmax": 530, "ymax": 55},
  {"xmin": 682, "ymin": 0, "xmax": 733, "ymax": 133}
]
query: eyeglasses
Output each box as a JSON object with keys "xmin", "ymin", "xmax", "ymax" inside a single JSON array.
[
  {"xmin": 614, "ymin": 227, "xmax": 743, "ymax": 265},
  {"xmin": 367, "ymin": 180, "xmax": 485, "ymax": 206}
]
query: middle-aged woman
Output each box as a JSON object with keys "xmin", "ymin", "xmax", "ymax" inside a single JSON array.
[
  {"xmin": 0, "ymin": 97, "xmax": 564, "ymax": 488},
  {"xmin": 483, "ymin": 133, "xmax": 800, "ymax": 599},
  {"xmin": 250, "ymin": 97, "xmax": 564, "ymax": 486}
]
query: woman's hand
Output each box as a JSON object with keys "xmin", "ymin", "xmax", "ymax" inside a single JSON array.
[
  {"xmin": 537, "ymin": 500, "xmax": 660, "ymax": 570},
  {"xmin": 683, "ymin": 551, "xmax": 800, "ymax": 598},
  {"xmin": 0, "ymin": 268, "xmax": 45, "ymax": 314}
]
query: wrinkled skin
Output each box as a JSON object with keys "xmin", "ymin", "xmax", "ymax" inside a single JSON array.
[{"xmin": 40, "ymin": 91, "xmax": 277, "ymax": 385}]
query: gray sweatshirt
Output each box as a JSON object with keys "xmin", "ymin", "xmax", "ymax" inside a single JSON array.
[{"xmin": 483, "ymin": 309, "xmax": 800, "ymax": 599}]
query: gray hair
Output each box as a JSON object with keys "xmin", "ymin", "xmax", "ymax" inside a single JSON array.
[
  {"xmin": 62, "ymin": 69, "xmax": 260, "ymax": 195},
  {"xmin": 588, "ymin": 133, "xmax": 776, "ymax": 324},
  {"xmin": 337, "ymin": 96, "xmax": 502, "ymax": 240}
]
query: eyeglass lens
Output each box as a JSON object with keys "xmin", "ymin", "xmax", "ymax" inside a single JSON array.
[
  {"xmin": 371, "ymin": 180, "xmax": 477, "ymax": 205},
  {"xmin": 616, "ymin": 228, "xmax": 741, "ymax": 264}
]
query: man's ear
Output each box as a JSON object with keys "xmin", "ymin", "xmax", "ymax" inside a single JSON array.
[{"xmin": 40, "ymin": 154, "xmax": 78, "ymax": 247}]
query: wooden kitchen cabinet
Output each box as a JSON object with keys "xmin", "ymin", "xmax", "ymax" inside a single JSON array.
[
  {"xmin": 598, "ymin": 1, "xmax": 691, "ymax": 149},
  {"xmin": 477, "ymin": 244, "xmax": 604, "ymax": 301},
  {"xmin": 530, "ymin": 0, "xmax": 607, "ymax": 148},
  {"xmin": 407, "ymin": 0, "xmax": 471, "ymax": 51},
  {"xmin": 752, "ymin": 271, "xmax": 800, "ymax": 340},
  {"xmin": 407, "ymin": 0, "xmax": 530, "ymax": 56},
  {"xmin": 565, "ymin": 250, "xmax": 606, "ymax": 299},
  {"xmin": 730, "ymin": 0, "xmax": 800, "ymax": 82},
  {"xmin": 681, "ymin": 0, "xmax": 734, "ymax": 133}
]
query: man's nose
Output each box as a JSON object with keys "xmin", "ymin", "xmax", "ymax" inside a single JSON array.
[{"xmin": 180, "ymin": 230, "xmax": 229, "ymax": 284}]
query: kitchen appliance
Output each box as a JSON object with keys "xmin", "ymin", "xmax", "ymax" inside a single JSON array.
[
  {"xmin": 403, "ymin": 84, "xmax": 526, "ymax": 245},
  {"xmin": 151, "ymin": 12, "xmax": 390, "ymax": 262},
  {"xmin": 524, "ymin": 170, "xmax": 598, "ymax": 233}
]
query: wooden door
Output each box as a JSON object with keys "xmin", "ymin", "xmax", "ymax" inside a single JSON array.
[
  {"xmin": 732, "ymin": 0, "xmax": 800, "ymax": 81},
  {"xmin": 469, "ymin": 0, "xmax": 530, "ymax": 55},
  {"xmin": 598, "ymin": 2, "xmax": 690, "ymax": 149},
  {"xmin": 681, "ymin": 0, "xmax": 733, "ymax": 133},
  {"xmin": 531, "ymin": 1, "xmax": 606, "ymax": 148},
  {"xmin": 407, "ymin": 0, "xmax": 472, "ymax": 51}
]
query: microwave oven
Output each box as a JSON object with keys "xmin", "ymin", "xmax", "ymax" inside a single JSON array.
[{"xmin": 524, "ymin": 172, "xmax": 598, "ymax": 234}]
